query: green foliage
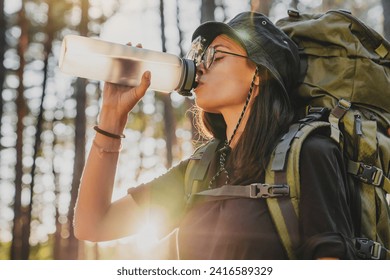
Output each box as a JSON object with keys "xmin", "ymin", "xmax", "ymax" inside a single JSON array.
[
  {"xmin": 0, "ymin": 242, "xmax": 11, "ymax": 260},
  {"xmin": 29, "ymin": 239, "xmax": 54, "ymax": 260},
  {"xmin": 0, "ymin": 239, "xmax": 55, "ymax": 260}
]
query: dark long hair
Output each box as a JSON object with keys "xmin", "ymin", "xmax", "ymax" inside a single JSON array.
[{"xmin": 193, "ymin": 67, "xmax": 295, "ymax": 185}]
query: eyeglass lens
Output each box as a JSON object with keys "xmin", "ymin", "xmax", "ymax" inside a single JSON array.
[{"xmin": 203, "ymin": 47, "xmax": 215, "ymax": 69}]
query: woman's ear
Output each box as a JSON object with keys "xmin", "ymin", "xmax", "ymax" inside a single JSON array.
[
  {"xmin": 251, "ymin": 66, "xmax": 261, "ymax": 97},
  {"xmin": 254, "ymin": 73, "xmax": 261, "ymax": 86},
  {"xmin": 253, "ymin": 66, "xmax": 261, "ymax": 86}
]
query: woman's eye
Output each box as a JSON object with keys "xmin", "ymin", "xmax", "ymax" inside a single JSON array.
[{"xmin": 214, "ymin": 56, "xmax": 224, "ymax": 62}]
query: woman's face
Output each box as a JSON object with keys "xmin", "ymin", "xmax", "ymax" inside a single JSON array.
[{"xmin": 193, "ymin": 34, "xmax": 257, "ymax": 114}]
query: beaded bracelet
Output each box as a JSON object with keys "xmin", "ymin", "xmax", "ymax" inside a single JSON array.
[{"xmin": 94, "ymin": 126, "xmax": 125, "ymax": 139}]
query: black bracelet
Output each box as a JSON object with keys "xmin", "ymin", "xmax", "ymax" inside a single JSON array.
[{"xmin": 93, "ymin": 126, "xmax": 125, "ymax": 139}]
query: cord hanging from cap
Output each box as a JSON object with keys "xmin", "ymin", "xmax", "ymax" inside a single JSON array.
[{"xmin": 208, "ymin": 67, "xmax": 259, "ymax": 188}]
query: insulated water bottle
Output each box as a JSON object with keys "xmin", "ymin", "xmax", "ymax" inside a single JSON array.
[{"xmin": 58, "ymin": 35, "xmax": 196, "ymax": 96}]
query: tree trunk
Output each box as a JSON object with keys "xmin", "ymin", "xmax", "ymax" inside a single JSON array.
[
  {"xmin": 201, "ymin": 0, "xmax": 216, "ymax": 23},
  {"xmin": 63, "ymin": 0, "xmax": 89, "ymax": 260},
  {"xmin": 175, "ymin": 0, "xmax": 185, "ymax": 58},
  {"xmin": 161, "ymin": 95, "xmax": 175, "ymax": 168},
  {"xmin": 175, "ymin": 0, "xmax": 197, "ymax": 142},
  {"xmin": 0, "ymin": 0, "xmax": 6, "ymax": 152},
  {"xmin": 382, "ymin": 0, "xmax": 390, "ymax": 40},
  {"xmin": 26, "ymin": 2, "xmax": 55, "ymax": 261},
  {"xmin": 11, "ymin": 4, "xmax": 29, "ymax": 260},
  {"xmin": 291, "ymin": 0, "xmax": 299, "ymax": 10},
  {"xmin": 65, "ymin": 76, "xmax": 86, "ymax": 260},
  {"xmin": 250, "ymin": 0, "xmax": 272, "ymax": 16},
  {"xmin": 160, "ymin": 0, "xmax": 176, "ymax": 168},
  {"xmin": 53, "ymin": 136, "xmax": 63, "ymax": 260}
]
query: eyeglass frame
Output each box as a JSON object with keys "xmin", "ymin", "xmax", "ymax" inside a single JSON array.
[
  {"xmin": 201, "ymin": 46, "xmax": 250, "ymax": 69},
  {"xmin": 185, "ymin": 36, "xmax": 250, "ymax": 70}
]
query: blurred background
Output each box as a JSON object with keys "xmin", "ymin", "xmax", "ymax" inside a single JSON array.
[{"xmin": 0, "ymin": 0, "xmax": 388, "ymax": 260}]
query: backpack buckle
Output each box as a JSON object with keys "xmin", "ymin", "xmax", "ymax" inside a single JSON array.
[
  {"xmin": 355, "ymin": 238, "xmax": 386, "ymax": 260},
  {"xmin": 250, "ymin": 183, "xmax": 290, "ymax": 198},
  {"xmin": 357, "ymin": 163, "xmax": 384, "ymax": 186},
  {"xmin": 337, "ymin": 98, "xmax": 352, "ymax": 111},
  {"xmin": 308, "ymin": 106, "xmax": 328, "ymax": 114}
]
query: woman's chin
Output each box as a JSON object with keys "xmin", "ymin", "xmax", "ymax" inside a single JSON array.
[
  {"xmin": 195, "ymin": 101, "xmax": 220, "ymax": 114},
  {"xmin": 193, "ymin": 87, "xmax": 219, "ymax": 113}
]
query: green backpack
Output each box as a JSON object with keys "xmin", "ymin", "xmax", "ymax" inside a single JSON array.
[{"xmin": 184, "ymin": 9, "xmax": 390, "ymax": 259}]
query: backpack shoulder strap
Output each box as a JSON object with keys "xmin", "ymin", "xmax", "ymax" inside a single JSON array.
[
  {"xmin": 265, "ymin": 120, "xmax": 331, "ymax": 259},
  {"xmin": 184, "ymin": 138, "xmax": 220, "ymax": 201}
]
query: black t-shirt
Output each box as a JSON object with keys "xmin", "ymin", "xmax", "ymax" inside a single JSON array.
[{"xmin": 129, "ymin": 134, "xmax": 357, "ymax": 259}]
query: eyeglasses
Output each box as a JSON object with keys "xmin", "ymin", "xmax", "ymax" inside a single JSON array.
[
  {"xmin": 186, "ymin": 44, "xmax": 249, "ymax": 70},
  {"xmin": 201, "ymin": 46, "xmax": 249, "ymax": 69}
]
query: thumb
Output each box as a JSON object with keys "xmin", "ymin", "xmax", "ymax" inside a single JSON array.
[
  {"xmin": 134, "ymin": 71, "xmax": 151, "ymax": 99},
  {"xmin": 140, "ymin": 71, "xmax": 151, "ymax": 90}
]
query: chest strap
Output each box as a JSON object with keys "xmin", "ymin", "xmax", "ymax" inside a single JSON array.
[{"xmin": 193, "ymin": 183, "xmax": 290, "ymax": 198}]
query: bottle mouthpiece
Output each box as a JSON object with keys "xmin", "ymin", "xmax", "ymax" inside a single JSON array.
[{"xmin": 177, "ymin": 58, "xmax": 197, "ymax": 96}]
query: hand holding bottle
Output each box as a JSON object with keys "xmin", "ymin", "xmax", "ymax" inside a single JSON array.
[{"xmin": 98, "ymin": 43, "xmax": 151, "ymax": 135}]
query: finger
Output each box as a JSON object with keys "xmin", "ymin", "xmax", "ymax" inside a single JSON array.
[{"xmin": 134, "ymin": 71, "xmax": 151, "ymax": 99}]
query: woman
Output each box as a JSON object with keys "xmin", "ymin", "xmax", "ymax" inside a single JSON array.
[{"xmin": 74, "ymin": 12, "xmax": 357, "ymax": 259}]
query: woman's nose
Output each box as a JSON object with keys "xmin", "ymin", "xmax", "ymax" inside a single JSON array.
[{"xmin": 196, "ymin": 62, "xmax": 205, "ymax": 80}]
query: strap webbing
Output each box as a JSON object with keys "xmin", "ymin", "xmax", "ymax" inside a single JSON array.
[
  {"xmin": 348, "ymin": 159, "xmax": 390, "ymax": 245},
  {"xmin": 376, "ymin": 189, "xmax": 390, "ymax": 254},
  {"xmin": 385, "ymin": 248, "xmax": 390, "ymax": 260},
  {"xmin": 329, "ymin": 99, "xmax": 351, "ymax": 143},
  {"xmin": 347, "ymin": 160, "xmax": 390, "ymax": 192},
  {"xmin": 385, "ymin": 177, "xmax": 390, "ymax": 194},
  {"xmin": 271, "ymin": 123, "xmax": 301, "ymax": 171},
  {"xmin": 271, "ymin": 111, "xmax": 329, "ymax": 172},
  {"xmin": 360, "ymin": 184, "xmax": 378, "ymax": 241},
  {"xmin": 266, "ymin": 171, "xmax": 300, "ymax": 260},
  {"xmin": 266, "ymin": 121, "xmax": 331, "ymax": 259},
  {"xmin": 192, "ymin": 139, "xmax": 220, "ymax": 181},
  {"xmin": 184, "ymin": 139, "xmax": 220, "ymax": 199},
  {"xmin": 194, "ymin": 183, "xmax": 289, "ymax": 199}
]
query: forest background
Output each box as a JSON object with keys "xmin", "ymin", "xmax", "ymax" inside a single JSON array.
[{"xmin": 0, "ymin": 0, "xmax": 389, "ymax": 260}]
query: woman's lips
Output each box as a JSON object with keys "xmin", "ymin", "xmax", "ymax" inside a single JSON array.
[{"xmin": 193, "ymin": 74, "xmax": 204, "ymax": 92}]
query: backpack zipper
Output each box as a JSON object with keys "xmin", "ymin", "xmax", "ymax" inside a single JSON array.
[
  {"xmin": 354, "ymin": 114, "xmax": 363, "ymax": 136},
  {"xmin": 353, "ymin": 113, "xmax": 363, "ymax": 161}
]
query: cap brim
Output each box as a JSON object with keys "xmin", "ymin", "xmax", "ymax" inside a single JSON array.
[{"xmin": 191, "ymin": 22, "xmax": 246, "ymax": 50}]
